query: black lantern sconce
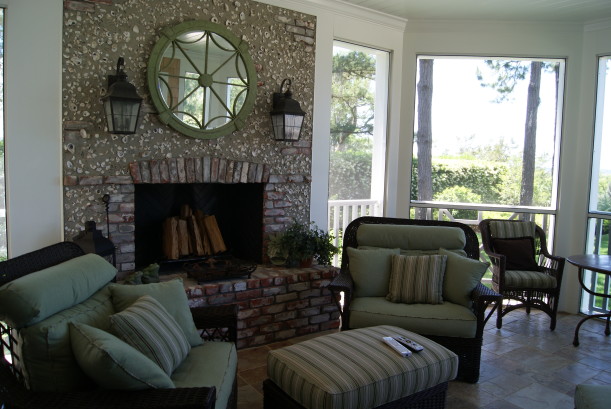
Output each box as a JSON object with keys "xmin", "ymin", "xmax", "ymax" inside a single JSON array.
[
  {"xmin": 270, "ymin": 78, "xmax": 306, "ymax": 141},
  {"xmin": 72, "ymin": 195, "xmax": 116, "ymax": 267},
  {"xmin": 102, "ymin": 57, "xmax": 143, "ymax": 135}
]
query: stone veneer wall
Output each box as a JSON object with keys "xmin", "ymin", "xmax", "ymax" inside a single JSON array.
[{"xmin": 62, "ymin": 0, "xmax": 316, "ymax": 273}]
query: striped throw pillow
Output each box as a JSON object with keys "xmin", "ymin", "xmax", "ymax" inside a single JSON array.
[
  {"xmin": 386, "ymin": 254, "xmax": 447, "ymax": 304},
  {"xmin": 110, "ymin": 295, "xmax": 191, "ymax": 375}
]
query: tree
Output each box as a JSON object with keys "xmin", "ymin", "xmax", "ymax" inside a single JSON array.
[
  {"xmin": 330, "ymin": 51, "xmax": 376, "ymax": 150},
  {"xmin": 415, "ymin": 59, "xmax": 434, "ymax": 219},
  {"xmin": 477, "ymin": 60, "xmax": 557, "ymax": 206},
  {"xmin": 328, "ymin": 49, "xmax": 377, "ymax": 201}
]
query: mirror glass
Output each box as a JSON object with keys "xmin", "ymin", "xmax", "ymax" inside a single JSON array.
[{"xmin": 148, "ymin": 21, "xmax": 257, "ymax": 139}]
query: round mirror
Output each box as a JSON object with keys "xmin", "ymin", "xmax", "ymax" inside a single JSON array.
[{"xmin": 147, "ymin": 21, "xmax": 257, "ymax": 139}]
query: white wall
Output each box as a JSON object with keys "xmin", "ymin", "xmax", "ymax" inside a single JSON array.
[{"xmin": 3, "ymin": 0, "xmax": 63, "ymax": 256}]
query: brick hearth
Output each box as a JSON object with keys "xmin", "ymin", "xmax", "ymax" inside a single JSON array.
[{"xmin": 162, "ymin": 264, "xmax": 340, "ymax": 349}]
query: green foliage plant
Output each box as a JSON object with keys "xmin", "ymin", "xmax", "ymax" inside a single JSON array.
[{"xmin": 270, "ymin": 222, "xmax": 339, "ymax": 266}]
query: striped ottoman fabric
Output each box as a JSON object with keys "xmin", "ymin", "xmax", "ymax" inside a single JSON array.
[{"xmin": 267, "ymin": 325, "xmax": 458, "ymax": 409}]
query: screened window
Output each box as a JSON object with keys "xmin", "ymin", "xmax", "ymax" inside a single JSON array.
[
  {"xmin": 327, "ymin": 41, "xmax": 390, "ymax": 261},
  {"xmin": 410, "ymin": 56, "xmax": 564, "ymax": 238},
  {"xmin": 583, "ymin": 55, "xmax": 611, "ymax": 316},
  {"xmin": 0, "ymin": 8, "xmax": 6, "ymax": 260}
]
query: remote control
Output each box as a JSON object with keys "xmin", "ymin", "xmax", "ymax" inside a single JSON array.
[
  {"xmin": 382, "ymin": 336, "xmax": 412, "ymax": 357},
  {"xmin": 394, "ymin": 336, "xmax": 424, "ymax": 352}
]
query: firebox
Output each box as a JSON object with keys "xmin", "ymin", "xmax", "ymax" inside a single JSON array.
[{"xmin": 134, "ymin": 182, "xmax": 264, "ymax": 269}]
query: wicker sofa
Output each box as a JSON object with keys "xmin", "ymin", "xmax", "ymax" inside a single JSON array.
[
  {"xmin": 329, "ymin": 217, "xmax": 501, "ymax": 383},
  {"xmin": 0, "ymin": 242, "xmax": 238, "ymax": 409}
]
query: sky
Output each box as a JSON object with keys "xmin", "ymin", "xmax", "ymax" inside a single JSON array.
[{"xmin": 415, "ymin": 57, "xmax": 561, "ymax": 168}]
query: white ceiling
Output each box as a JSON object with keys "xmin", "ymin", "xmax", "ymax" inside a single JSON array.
[{"xmin": 332, "ymin": 0, "xmax": 611, "ymax": 23}]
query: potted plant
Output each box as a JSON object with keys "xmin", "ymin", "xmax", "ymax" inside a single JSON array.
[{"xmin": 267, "ymin": 221, "xmax": 339, "ymax": 267}]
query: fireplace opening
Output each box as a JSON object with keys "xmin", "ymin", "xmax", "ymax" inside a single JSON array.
[{"xmin": 134, "ymin": 183, "xmax": 264, "ymax": 269}]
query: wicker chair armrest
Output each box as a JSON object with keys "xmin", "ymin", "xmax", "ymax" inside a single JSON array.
[
  {"xmin": 191, "ymin": 304, "xmax": 238, "ymax": 343},
  {"xmin": 328, "ymin": 270, "xmax": 354, "ymax": 305},
  {"xmin": 470, "ymin": 282, "xmax": 502, "ymax": 337},
  {"xmin": 471, "ymin": 282, "xmax": 502, "ymax": 304}
]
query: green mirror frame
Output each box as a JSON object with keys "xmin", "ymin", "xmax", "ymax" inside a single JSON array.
[{"xmin": 147, "ymin": 20, "xmax": 257, "ymax": 139}]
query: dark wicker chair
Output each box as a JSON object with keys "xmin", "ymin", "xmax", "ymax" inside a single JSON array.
[
  {"xmin": 0, "ymin": 241, "xmax": 238, "ymax": 409},
  {"xmin": 328, "ymin": 217, "xmax": 501, "ymax": 383},
  {"xmin": 479, "ymin": 219, "xmax": 565, "ymax": 331}
]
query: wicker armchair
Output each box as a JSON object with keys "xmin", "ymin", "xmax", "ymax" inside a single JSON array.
[
  {"xmin": 329, "ymin": 217, "xmax": 500, "ymax": 383},
  {"xmin": 479, "ymin": 219, "xmax": 565, "ymax": 330},
  {"xmin": 0, "ymin": 242, "xmax": 238, "ymax": 409}
]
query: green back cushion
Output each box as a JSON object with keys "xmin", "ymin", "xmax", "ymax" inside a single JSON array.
[
  {"xmin": 108, "ymin": 279, "xmax": 202, "ymax": 347},
  {"xmin": 356, "ymin": 224, "xmax": 466, "ymax": 251},
  {"xmin": 110, "ymin": 295, "xmax": 191, "ymax": 375},
  {"xmin": 70, "ymin": 322, "xmax": 175, "ymax": 390},
  {"xmin": 18, "ymin": 286, "xmax": 115, "ymax": 391},
  {"xmin": 386, "ymin": 255, "xmax": 447, "ymax": 304},
  {"xmin": 347, "ymin": 247, "xmax": 400, "ymax": 297},
  {"xmin": 439, "ymin": 248, "xmax": 489, "ymax": 307},
  {"xmin": 0, "ymin": 254, "xmax": 116, "ymax": 328}
]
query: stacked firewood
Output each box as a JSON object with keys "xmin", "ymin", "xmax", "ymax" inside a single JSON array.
[{"xmin": 162, "ymin": 205, "xmax": 227, "ymax": 260}]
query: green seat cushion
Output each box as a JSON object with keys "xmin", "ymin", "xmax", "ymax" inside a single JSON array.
[
  {"xmin": 110, "ymin": 295, "xmax": 191, "ymax": 375},
  {"xmin": 356, "ymin": 224, "xmax": 466, "ymax": 252},
  {"xmin": 439, "ymin": 248, "xmax": 489, "ymax": 308},
  {"xmin": 172, "ymin": 341, "xmax": 238, "ymax": 409},
  {"xmin": 347, "ymin": 247, "xmax": 400, "ymax": 297},
  {"xmin": 18, "ymin": 286, "xmax": 115, "ymax": 392},
  {"xmin": 109, "ymin": 279, "xmax": 202, "ymax": 347},
  {"xmin": 505, "ymin": 270, "xmax": 557, "ymax": 289},
  {"xmin": 267, "ymin": 325, "xmax": 458, "ymax": 409},
  {"xmin": 349, "ymin": 297, "xmax": 477, "ymax": 338},
  {"xmin": 575, "ymin": 384, "xmax": 610, "ymax": 409},
  {"xmin": 0, "ymin": 254, "xmax": 116, "ymax": 328},
  {"xmin": 386, "ymin": 255, "xmax": 447, "ymax": 304},
  {"xmin": 70, "ymin": 322, "xmax": 175, "ymax": 390}
]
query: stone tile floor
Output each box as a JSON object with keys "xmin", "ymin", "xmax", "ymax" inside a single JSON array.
[{"xmin": 236, "ymin": 310, "xmax": 611, "ymax": 409}]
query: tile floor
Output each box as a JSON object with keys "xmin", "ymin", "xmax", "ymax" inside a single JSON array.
[{"xmin": 236, "ymin": 310, "xmax": 611, "ymax": 409}]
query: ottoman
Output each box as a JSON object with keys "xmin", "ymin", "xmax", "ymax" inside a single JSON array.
[{"xmin": 264, "ymin": 325, "xmax": 458, "ymax": 409}]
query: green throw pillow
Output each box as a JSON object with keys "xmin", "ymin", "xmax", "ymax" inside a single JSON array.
[
  {"xmin": 110, "ymin": 295, "xmax": 191, "ymax": 375},
  {"xmin": 439, "ymin": 248, "xmax": 489, "ymax": 307},
  {"xmin": 69, "ymin": 322, "xmax": 175, "ymax": 390},
  {"xmin": 387, "ymin": 254, "xmax": 447, "ymax": 304},
  {"xmin": 108, "ymin": 279, "xmax": 202, "ymax": 346},
  {"xmin": 348, "ymin": 247, "xmax": 401, "ymax": 297},
  {"xmin": 0, "ymin": 254, "xmax": 116, "ymax": 328}
]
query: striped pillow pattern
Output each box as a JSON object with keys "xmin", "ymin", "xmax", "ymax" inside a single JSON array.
[
  {"xmin": 267, "ymin": 325, "xmax": 458, "ymax": 409},
  {"xmin": 489, "ymin": 221, "xmax": 536, "ymax": 239},
  {"xmin": 505, "ymin": 270, "xmax": 557, "ymax": 289},
  {"xmin": 386, "ymin": 255, "xmax": 447, "ymax": 304},
  {"xmin": 110, "ymin": 295, "xmax": 191, "ymax": 375}
]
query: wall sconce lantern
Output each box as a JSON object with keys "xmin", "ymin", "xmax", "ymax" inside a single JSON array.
[
  {"xmin": 102, "ymin": 57, "xmax": 143, "ymax": 135},
  {"xmin": 270, "ymin": 78, "xmax": 306, "ymax": 141}
]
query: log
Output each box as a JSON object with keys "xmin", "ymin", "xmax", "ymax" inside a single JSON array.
[
  {"xmin": 195, "ymin": 210, "xmax": 213, "ymax": 255},
  {"xmin": 162, "ymin": 217, "xmax": 179, "ymax": 260},
  {"xmin": 202, "ymin": 215, "xmax": 227, "ymax": 254},
  {"xmin": 180, "ymin": 204, "xmax": 192, "ymax": 219},
  {"xmin": 188, "ymin": 215, "xmax": 206, "ymax": 256},
  {"xmin": 177, "ymin": 218, "xmax": 190, "ymax": 256}
]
